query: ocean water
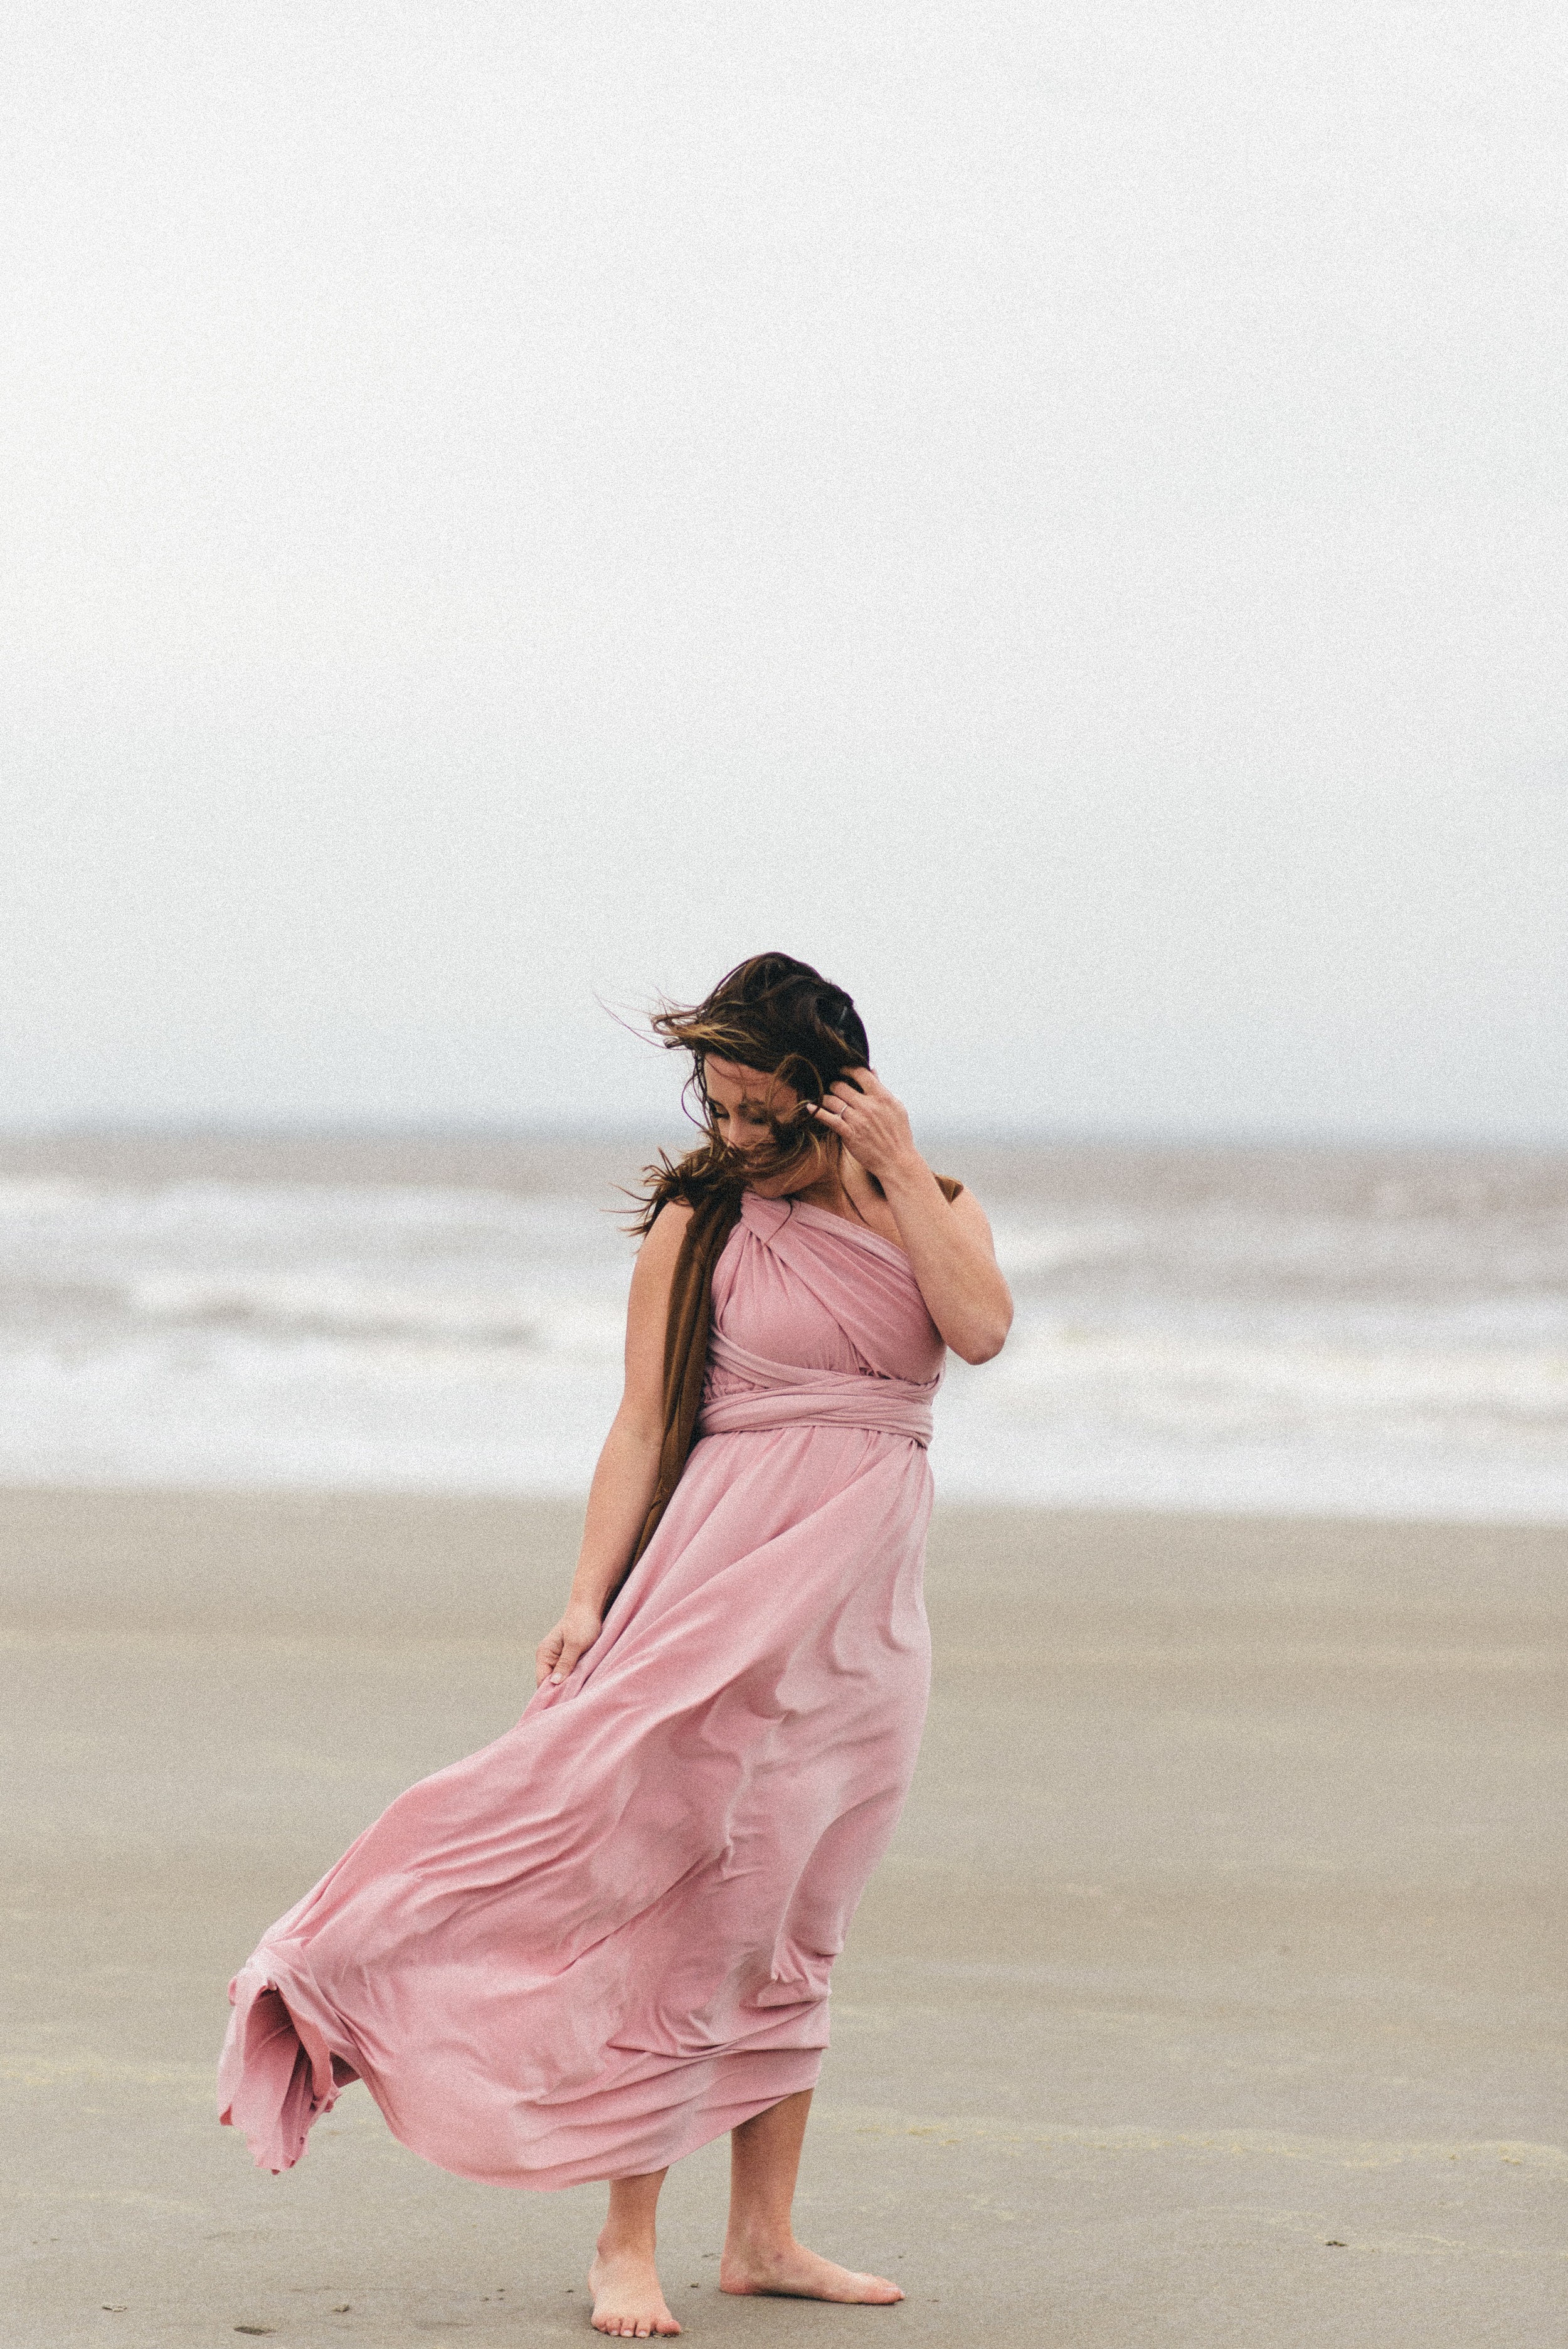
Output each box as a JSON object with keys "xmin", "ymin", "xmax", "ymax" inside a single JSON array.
[{"xmin": 1, "ymin": 1132, "xmax": 1566, "ymax": 1522}]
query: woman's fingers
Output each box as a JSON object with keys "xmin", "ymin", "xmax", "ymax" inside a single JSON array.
[
  {"xmin": 536, "ymin": 1618, "xmax": 601, "ymax": 1687},
  {"xmin": 824, "ymin": 1083, "xmax": 891, "ymax": 1125},
  {"xmin": 549, "ymin": 1634, "xmax": 591, "ymax": 1685},
  {"xmin": 538, "ymin": 1604, "xmax": 605, "ymax": 1689},
  {"xmin": 810, "ymin": 1070, "xmax": 909, "ymax": 1172},
  {"xmin": 828, "ymin": 1074, "xmax": 886, "ymax": 1111}
]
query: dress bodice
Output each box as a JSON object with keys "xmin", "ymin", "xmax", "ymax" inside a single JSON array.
[{"xmin": 705, "ymin": 1194, "xmax": 946, "ymax": 1408}]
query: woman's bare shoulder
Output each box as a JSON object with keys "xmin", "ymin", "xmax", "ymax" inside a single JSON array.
[{"xmin": 631, "ymin": 1199, "xmax": 695, "ymax": 1284}]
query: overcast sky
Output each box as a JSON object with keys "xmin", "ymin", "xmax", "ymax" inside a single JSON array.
[{"xmin": 3, "ymin": 1, "xmax": 1565, "ymax": 1140}]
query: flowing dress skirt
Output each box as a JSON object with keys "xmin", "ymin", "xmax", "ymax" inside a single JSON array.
[{"xmin": 219, "ymin": 1193, "xmax": 945, "ymax": 2190}]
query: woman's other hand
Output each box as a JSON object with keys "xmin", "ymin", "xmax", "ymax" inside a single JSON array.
[
  {"xmin": 807, "ymin": 1067, "xmax": 918, "ymax": 1184},
  {"xmin": 536, "ymin": 1601, "xmax": 604, "ymax": 1689}
]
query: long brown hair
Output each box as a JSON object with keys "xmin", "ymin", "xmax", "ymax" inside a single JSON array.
[{"xmin": 628, "ymin": 952, "xmax": 871, "ymax": 1233}]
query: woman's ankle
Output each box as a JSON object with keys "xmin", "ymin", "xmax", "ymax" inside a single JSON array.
[
  {"xmin": 595, "ymin": 2220, "xmax": 659, "ymax": 2262},
  {"xmin": 723, "ymin": 2214, "xmax": 794, "ymax": 2260}
]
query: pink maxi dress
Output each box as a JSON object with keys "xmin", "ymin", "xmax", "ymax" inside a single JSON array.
[{"xmin": 220, "ymin": 1192, "xmax": 945, "ymax": 2189}]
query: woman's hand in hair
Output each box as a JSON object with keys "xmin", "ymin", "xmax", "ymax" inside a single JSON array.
[
  {"xmin": 813, "ymin": 1068, "xmax": 1014, "ymax": 1364},
  {"xmin": 807, "ymin": 1067, "xmax": 919, "ymax": 1184},
  {"xmin": 536, "ymin": 1599, "xmax": 605, "ymax": 1690}
]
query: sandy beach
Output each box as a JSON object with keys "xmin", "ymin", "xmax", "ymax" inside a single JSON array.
[{"xmin": 3, "ymin": 1490, "xmax": 1563, "ymax": 2347}]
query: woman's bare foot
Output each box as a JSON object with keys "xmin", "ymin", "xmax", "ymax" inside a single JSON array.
[
  {"xmin": 719, "ymin": 2237, "xmax": 903, "ymax": 2304},
  {"xmin": 588, "ymin": 2241, "xmax": 682, "ymax": 2338}
]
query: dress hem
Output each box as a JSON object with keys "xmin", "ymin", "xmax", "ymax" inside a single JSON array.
[{"xmin": 219, "ymin": 1957, "xmax": 827, "ymax": 2192}]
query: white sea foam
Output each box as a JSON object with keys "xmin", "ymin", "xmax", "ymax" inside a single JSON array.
[
  {"xmin": 0, "ymin": 1140, "xmax": 1565, "ymax": 1519},
  {"xmin": 0, "ymin": 1178, "xmax": 95, "ymax": 1217}
]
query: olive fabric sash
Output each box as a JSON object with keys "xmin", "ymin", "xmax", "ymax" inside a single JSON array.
[{"xmin": 625, "ymin": 1174, "xmax": 963, "ymax": 1574}]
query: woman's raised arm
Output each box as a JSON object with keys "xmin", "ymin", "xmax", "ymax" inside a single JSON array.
[
  {"xmin": 808, "ymin": 1070, "xmax": 1014, "ymax": 1364},
  {"xmin": 533, "ymin": 1201, "xmax": 692, "ymax": 1689}
]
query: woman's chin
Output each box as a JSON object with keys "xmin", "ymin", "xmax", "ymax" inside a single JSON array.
[{"xmin": 746, "ymin": 1168, "xmax": 815, "ymax": 1200}]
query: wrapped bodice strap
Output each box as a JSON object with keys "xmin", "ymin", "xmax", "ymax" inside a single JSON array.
[{"xmin": 626, "ymin": 1172, "xmax": 962, "ymax": 1575}]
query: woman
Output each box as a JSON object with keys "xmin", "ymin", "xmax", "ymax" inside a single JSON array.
[{"xmin": 219, "ymin": 953, "xmax": 1012, "ymax": 2340}]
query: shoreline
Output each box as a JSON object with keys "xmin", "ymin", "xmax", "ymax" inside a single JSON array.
[{"xmin": 4, "ymin": 1130, "xmax": 1565, "ymax": 1532}]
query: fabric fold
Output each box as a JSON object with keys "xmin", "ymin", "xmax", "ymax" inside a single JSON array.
[
  {"xmin": 218, "ymin": 1179, "xmax": 946, "ymax": 2190},
  {"xmin": 697, "ymin": 1328, "xmax": 937, "ymax": 1445}
]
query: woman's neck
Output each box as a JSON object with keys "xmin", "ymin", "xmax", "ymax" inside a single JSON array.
[{"xmin": 785, "ymin": 1147, "xmax": 879, "ymax": 1224}]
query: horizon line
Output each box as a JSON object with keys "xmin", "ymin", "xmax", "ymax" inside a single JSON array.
[{"xmin": 1, "ymin": 1116, "xmax": 1565, "ymax": 1156}]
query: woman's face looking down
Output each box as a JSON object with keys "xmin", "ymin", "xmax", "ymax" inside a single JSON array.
[{"xmin": 703, "ymin": 1057, "xmax": 824, "ymax": 1197}]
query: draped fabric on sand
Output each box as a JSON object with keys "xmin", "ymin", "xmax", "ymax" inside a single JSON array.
[{"xmin": 219, "ymin": 1194, "xmax": 946, "ymax": 2190}]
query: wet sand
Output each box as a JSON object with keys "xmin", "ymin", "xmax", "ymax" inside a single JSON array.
[{"xmin": 2, "ymin": 1491, "xmax": 1564, "ymax": 2347}]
